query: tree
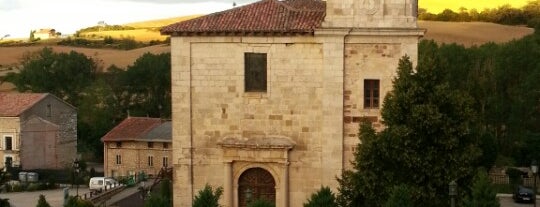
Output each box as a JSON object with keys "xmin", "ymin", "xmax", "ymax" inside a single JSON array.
[
  {"xmin": 192, "ymin": 184, "xmax": 223, "ymax": 207},
  {"xmin": 462, "ymin": 169, "xmax": 500, "ymax": 207},
  {"xmin": 36, "ymin": 194, "xmax": 51, "ymax": 207},
  {"xmin": 2, "ymin": 47, "xmax": 97, "ymax": 106},
  {"xmin": 115, "ymin": 52, "xmax": 171, "ymax": 118},
  {"xmin": 383, "ymin": 185, "xmax": 414, "ymax": 207},
  {"xmin": 303, "ymin": 186, "xmax": 337, "ymax": 207},
  {"xmin": 144, "ymin": 178, "xmax": 172, "ymax": 207},
  {"xmin": 337, "ymin": 56, "xmax": 482, "ymax": 207}
]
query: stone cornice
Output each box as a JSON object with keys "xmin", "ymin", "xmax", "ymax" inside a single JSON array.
[{"xmin": 218, "ymin": 135, "xmax": 295, "ymax": 150}]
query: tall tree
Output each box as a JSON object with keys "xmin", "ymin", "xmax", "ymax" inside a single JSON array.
[
  {"xmin": 117, "ymin": 52, "xmax": 171, "ymax": 118},
  {"xmin": 2, "ymin": 47, "xmax": 97, "ymax": 106},
  {"xmin": 337, "ymin": 56, "xmax": 482, "ymax": 207}
]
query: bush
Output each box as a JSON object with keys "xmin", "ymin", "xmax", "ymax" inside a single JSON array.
[
  {"xmin": 36, "ymin": 194, "xmax": 51, "ymax": 207},
  {"xmin": 192, "ymin": 184, "xmax": 223, "ymax": 207},
  {"xmin": 64, "ymin": 196, "xmax": 94, "ymax": 207},
  {"xmin": 26, "ymin": 183, "xmax": 41, "ymax": 191},
  {"xmin": 0, "ymin": 198, "xmax": 10, "ymax": 207},
  {"xmin": 304, "ymin": 186, "xmax": 337, "ymax": 207},
  {"xmin": 506, "ymin": 167, "xmax": 524, "ymax": 188},
  {"xmin": 463, "ymin": 169, "xmax": 500, "ymax": 207},
  {"xmin": 248, "ymin": 199, "xmax": 275, "ymax": 207}
]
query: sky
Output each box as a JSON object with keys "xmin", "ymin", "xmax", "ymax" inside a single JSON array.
[
  {"xmin": 0, "ymin": 0, "xmax": 530, "ymax": 39},
  {"xmin": 0, "ymin": 0, "xmax": 258, "ymax": 38}
]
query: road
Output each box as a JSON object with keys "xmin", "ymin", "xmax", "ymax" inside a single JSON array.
[
  {"xmin": 0, "ymin": 186, "xmax": 90, "ymax": 207},
  {"xmin": 498, "ymin": 194, "xmax": 538, "ymax": 207}
]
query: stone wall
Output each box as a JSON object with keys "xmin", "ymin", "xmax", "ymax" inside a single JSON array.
[
  {"xmin": 104, "ymin": 141, "xmax": 172, "ymax": 177},
  {"xmin": 21, "ymin": 95, "xmax": 77, "ymax": 169},
  {"xmin": 0, "ymin": 117, "xmax": 21, "ymax": 168}
]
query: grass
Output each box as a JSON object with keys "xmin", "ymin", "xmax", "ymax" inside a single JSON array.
[
  {"xmin": 78, "ymin": 15, "xmax": 200, "ymax": 42},
  {"xmin": 80, "ymin": 29, "xmax": 168, "ymax": 42}
]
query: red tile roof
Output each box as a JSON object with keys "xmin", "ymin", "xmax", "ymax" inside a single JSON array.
[
  {"xmin": 161, "ymin": 0, "xmax": 325, "ymax": 36},
  {"xmin": 0, "ymin": 93, "xmax": 48, "ymax": 117},
  {"xmin": 101, "ymin": 117, "xmax": 162, "ymax": 142}
]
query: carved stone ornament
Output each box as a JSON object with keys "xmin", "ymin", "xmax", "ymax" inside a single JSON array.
[{"xmin": 358, "ymin": 0, "xmax": 381, "ymax": 15}]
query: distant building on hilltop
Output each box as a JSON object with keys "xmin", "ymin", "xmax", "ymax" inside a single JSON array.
[{"xmin": 33, "ymin": 28, "xmax": 57, "ymax": 40}]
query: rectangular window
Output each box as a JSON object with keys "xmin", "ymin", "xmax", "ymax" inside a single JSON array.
[
  {"xmin": 163, "ymin": 143, "xmax": 169, "ymax": 149},
  {"xmin": 245, "ymin": 53, "xmax": 267, "ymax": 92},
  {"xmin": 4, "ymin": 136, "xmax": 12, "ymax": 151},
  {"xmin": 147, "ymin": 142, "xmax": 154, "ymax": 148},
  {"xmin": 115, "ymin": 142, "xmax": 122, "ymax": 148},
  {"xmin": 364, "ymin": 79, "xmax": 380, "ymax": 108},
  {"xmin": 148, "ymin": 156, "xmax": 153, "ymax": 166},
  {"xmin": 46, "ymin": 104, "xmax": 51, "ymax": 117},
  {"xmin": 116, "ymin": 155, "xmax": 122, "ymax": 165},
  {"xmin": 163, "ymin": 157, "xmax": 169, "ymax": 167}
]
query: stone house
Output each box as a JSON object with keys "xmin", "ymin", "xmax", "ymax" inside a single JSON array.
[
  {"xmin": 161, "ymin": 0, "xmax": 424, "ymax": 206},
  {"xmin": 33, "ymin": 28, "xmax": 57, "ymax": 40},
  {"xmin": 101, "ymin": 117, "xmax": 172, "ymax": 178},
  {"xmin": 0, "ymin": 93, "xmax": 77, "ymax": 170}
]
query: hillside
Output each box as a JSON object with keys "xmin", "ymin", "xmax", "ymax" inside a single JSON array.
[
  {"xmin": 0, "ymin": 20, "xmax": 535, "ymax": 92},
  {"xmin": 418, "ymin": 21, "xmax": 534, "ymax": 47}
]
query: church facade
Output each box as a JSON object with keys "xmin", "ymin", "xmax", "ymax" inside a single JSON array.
[{"xmin": 161, "ymin": 0, "xmax": 424, "ymax": 206}]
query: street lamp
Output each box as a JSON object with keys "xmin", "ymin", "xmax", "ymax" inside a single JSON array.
[
  {"xmin": 532, "ymin": 160, "xmax": 538, "ymax": 207},
  {"xmin": 449, "ymin": 180, "xmax": 457, "ymax": 207},
  {"xmin": 73, "ymin": 159, "xmax": 80, "ymax": 198}
]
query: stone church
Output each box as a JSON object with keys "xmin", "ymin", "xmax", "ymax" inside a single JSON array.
[{"xmin": 161, "ymin": 0, "xmax": 423, "ymax": 206}]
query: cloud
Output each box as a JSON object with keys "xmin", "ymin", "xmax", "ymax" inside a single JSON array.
[{"xmin": 0, "ymin": 0, "xmax": 20, "ymax": 11}]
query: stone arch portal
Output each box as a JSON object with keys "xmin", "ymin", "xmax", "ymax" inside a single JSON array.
[{"xmin": 238, "ymin": 167, "xmax": 276, "ymax": 207}]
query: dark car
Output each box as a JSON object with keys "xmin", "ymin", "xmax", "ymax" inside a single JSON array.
[{"xmin": 513, "ymin": 185, "xmax": 535, "ymax": 203}]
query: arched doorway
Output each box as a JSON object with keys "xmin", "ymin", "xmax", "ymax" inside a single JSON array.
[{"xmin": 238, "ymin": 167, "xmax": 276, "ymax": 207}]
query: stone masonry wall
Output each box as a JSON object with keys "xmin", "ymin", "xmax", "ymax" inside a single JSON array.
[{"xmin": 104, "ymin": 141, "xmax": 172, "ymax": 177}]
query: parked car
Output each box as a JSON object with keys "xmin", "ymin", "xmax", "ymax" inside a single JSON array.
[
  {"xmin": 513, "ymin": 185, "xmax": 535, "ymax": 203},
  {"xmin": 89, "ymin": 177, "xmax": 119, "ymax": 192}
]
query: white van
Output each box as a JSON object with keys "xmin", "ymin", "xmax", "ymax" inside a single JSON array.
[{"xmin": 89, "ymin": 177, "xmax": 118, "ymax": 191}]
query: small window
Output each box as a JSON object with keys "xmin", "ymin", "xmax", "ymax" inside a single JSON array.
[
  {"xmin": 245, "ymin": 53, "xmax": 267, "ymax": 92},
  {"xmin": 148, "ymin": 142, "xmax": 154, "ymax": 148},
  {"xmin": 115, "ymin": 142, "xmax": 122, "ymax": 148},
  {"xmin": 116, "ymin": 155, "xmax": 122, "ymax": 165},
  {"xmin": 163, "ymin": 157, "xmax": 169, "ymax": 167},
  {"xmin": 163, "ymin": 143, "xmax": 169, "ymax": 149},
  {"xmin": 4, "ymin": 136, "xmax": 12, "ymax": 151},
  {"xmin": 148, "ymin": 156, "xmax": 153, "ymax": 166},
  {"xmin": 46, "ymin": 104, "xmax": 51, "ymax": 117},
  {"xmin": 364, "ymin": 79, "xmax": 380, "ymax": 108}
]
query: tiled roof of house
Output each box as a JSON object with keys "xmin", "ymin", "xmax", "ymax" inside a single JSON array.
[
  {"xmin": 101, "ymin": 117, "xmax": 164, "ymax": 142},
  {"xmin": 0, "ymin": 93, "xmax": 48, "ymax": 117},
  {"xmin": 161, "ymin": 0, "xmax": 325, "ymax": 36},
  {"xmin": 144, "ymin": 121, "xmax": 172, "ymax": 141}
]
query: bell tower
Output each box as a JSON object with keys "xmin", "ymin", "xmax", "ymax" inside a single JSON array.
[{"xmin": 323, "ymin": 0, "xmax": 418, "ymax": 28}]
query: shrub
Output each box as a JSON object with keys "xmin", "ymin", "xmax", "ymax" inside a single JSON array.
[
  {"xmin": 248, "ymin": 199, "xmax": 275, "ymax": 207},
  {"xmin": 192, "ymin": 184, "xmax": 223, "ymax": 207},
  {"xmin": 463, "ymin": 169, "xmax": 500, "ymax": 207},
  {"xmin": 64, "ymin": 196, "xmax": 94, "ymax": 207},
  {"xmin": 36, "ymin": 194, "xmax": 51, "ymax": 207},
  {"xmin": 304, "ymin": 186, "xmax": 337, "ymax": 207},
  {"xmin": 506, "ymin": 167, "xmax": 524, "ymax": 188},
  {"xmin": 0, "ymin": 198, "xmax": 10, "ymax": 207}
]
